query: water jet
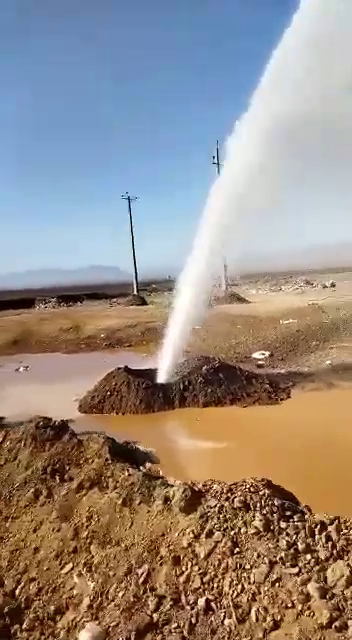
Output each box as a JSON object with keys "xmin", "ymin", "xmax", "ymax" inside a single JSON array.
[{"xmin": 157, "ymin": 0, "xmax": 352, "ymax": 383}]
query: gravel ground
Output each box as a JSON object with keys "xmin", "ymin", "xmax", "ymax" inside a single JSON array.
[{"xmin": 1, "ymin": 417, "xmax": 352, "ymax": 639}]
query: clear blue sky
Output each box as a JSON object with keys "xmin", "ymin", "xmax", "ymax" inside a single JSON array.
[{"xmin": 0, "ymin": 0, "xmax": 298, "ymax": 276}]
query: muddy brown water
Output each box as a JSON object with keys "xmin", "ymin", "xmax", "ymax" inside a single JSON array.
[{"xmin": 1, "ymin": 352, "xmax": 352, "ymax": 517}]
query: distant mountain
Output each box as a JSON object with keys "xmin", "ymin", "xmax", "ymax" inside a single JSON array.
[{"xmin": 0, "ymin": 265, "xmax": 131, "ymax": 290}]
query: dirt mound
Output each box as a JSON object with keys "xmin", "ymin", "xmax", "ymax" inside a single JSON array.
[
  {"xmin": 121, "ymin": 293, "xmax": 148, "ymax": 306},
  {"xmin": 1, "ymin": 416, "xmax": 352, "ymax": 639},
  {"xmin": 212, "ymin": 290, "xmax": 250, "ymax": 305},
  {"xmin": 78, "ymin": 356, "xmax": 291, "ymax": 415},
  {"xmin": 79, "ymin": 366, "xmax": 173, "ymax": 415}
]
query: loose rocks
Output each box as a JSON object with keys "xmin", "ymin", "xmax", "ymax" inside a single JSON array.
[
  {"xmin": 326, "ymin": 560, "xmax": 352, "ymax": 591},
  {"xmin": 2, "ymin": 417, "xmax": 352, "ymax": 639},
  {"xmin": 78, "ymin": 622, "xmax": 106, "ymax": 640},
  {"xmin": 78, "ymin": 356, "xmax": 291, "ymax": 415}
]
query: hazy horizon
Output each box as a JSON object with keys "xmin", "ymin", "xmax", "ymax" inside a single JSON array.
[{"xmin": 0, "ymin": 240, "xmax": 350, "ymax": 289}]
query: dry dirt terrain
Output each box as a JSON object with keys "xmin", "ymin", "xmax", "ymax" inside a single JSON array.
[
  {"xmin": 2, "ymin": 417, "xmax": 352, "ymax": 640},
  {"xmin": 1, "ymin": 270, "xmax": 352, "ymax": 374},
  {"xmin": 2, "ymin": 270, "xmax": 352, "ymax": 639}
]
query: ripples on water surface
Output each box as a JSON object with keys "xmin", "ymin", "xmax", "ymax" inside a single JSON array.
[{"xmin": 1, "ymin": 352, "xmax": 352, "ymax": 516}]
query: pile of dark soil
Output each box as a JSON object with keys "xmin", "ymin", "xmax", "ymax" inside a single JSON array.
[
  {"xmin": 78, "ymin": 356, "xmax": 291, "ymax": 415},
  {"xmin": 1, "ymin": 416, "xmax": 352, "ymax": 639},
  {"xmin": 212, "ymin": 290, "xmax": 250, "ymax": 305},
  {"xmin": 121, "ymin": 293, "xmax": 148, "ymax": 307}
]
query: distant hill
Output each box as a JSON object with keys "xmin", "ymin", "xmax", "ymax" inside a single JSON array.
[{"xmin": 0, "ymin": 265, "xmax": 131, "ymax": 290}]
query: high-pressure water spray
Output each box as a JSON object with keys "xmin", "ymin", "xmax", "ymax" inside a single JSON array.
[{"xmin": 158, "ymin": 0, "xmax": 352, "ymax": 383}]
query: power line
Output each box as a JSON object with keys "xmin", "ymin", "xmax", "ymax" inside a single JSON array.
[{"xmin": 121, "ymin": 192, "xmax": 140, "ymax": 296}]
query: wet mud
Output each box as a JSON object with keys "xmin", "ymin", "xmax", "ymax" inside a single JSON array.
[{"xmin": 78, "ymin": 356, "xmax": 291, "ymax": 415}]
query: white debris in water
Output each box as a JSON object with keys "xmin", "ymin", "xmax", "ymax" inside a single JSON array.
[
  {"xmin": 77, "ymin": 622, "xmax": 105, "ymax": 640},
  {"xmin": 157, "ymin": 0, "xmax": 352, "ymax": 383},
  {"xmin": 280, "ymin": 319, "xmax": 298, "ymax": 325},
  {"xmin": 14, "ymin": 365, "xmax": 30, "ymax": 373}
]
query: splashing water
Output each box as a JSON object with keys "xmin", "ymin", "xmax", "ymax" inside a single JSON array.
[{"xmin": 157, "ymin": 0, "xmax": 352, "ymax": 383}]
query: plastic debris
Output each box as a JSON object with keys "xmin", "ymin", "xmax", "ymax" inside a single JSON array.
[
  {"xmin": 251, "ymin": 350, "xmax": 271, "ymax": 361},
  {"xmin": 15, "ymin": 365, "xmax": 30, "ymax": 373}
]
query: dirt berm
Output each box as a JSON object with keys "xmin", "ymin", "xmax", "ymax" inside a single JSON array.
[
  {"xmin": 78, "ymin": 356, "xmax": 291, "ymax": 415},
  {"xmin": 1, "ymin": 417, "xmax": 352, "ymax": 639}
]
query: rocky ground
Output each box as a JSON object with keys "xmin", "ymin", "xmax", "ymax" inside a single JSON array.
[{"xmin": 2, "ymin": 417, "xmax": 352, "ymax": 639}]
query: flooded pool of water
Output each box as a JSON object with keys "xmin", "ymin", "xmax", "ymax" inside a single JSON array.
[
  {"xmin": 1, "ymin": 352, "xmax": 352, "ymax": 517},
  {"xmin": 81, "ymin": 389, "xmax": 352, "ymax": 517},
  {"xmin": 0, "ymin": 351, "xmax": 153, "ymax": 418}
]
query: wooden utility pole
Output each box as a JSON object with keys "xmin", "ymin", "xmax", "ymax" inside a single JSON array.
[
  {"xmin": 212, "ymin": 140, "xmax": 228, "ymax": 292},
  {"xmin": 121, "ymin": 192, "xmax": 140, "ymax": 295}
]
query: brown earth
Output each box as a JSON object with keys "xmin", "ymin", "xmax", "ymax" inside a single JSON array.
[
  {"xmin": 121, "ymin": 294, "xmax": 148, "ymax": 307},
  {"xmin": 0, "ymin": 306, "xmax": 164, "ymax": 356},
  {"xmin": 0, "ymin": 280, "xmax": 352, "ymax": 375},
  {"xmin": 211, "ymin": 291, "xmax": 250, "ymax": 305},
  {"xmin": 78, "ymin": 356, "xmax": 291, "ymax": 415},
  {"xmin": 1, "ymin": 417, "xmax": 352, "ymax": 640}
]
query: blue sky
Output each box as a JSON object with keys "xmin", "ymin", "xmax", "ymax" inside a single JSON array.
[{"xmin": 0, "ymin": 0, "xmax": 299, "ymax": 276}]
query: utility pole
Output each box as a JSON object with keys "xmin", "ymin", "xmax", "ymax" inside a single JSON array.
[
  {"xmin": 212, "ymin": 140, "xmax": 228, "ymax": 292},
  {"xmin": 121, "ymin": 192, "xmax": 140, "ymax": 295}
]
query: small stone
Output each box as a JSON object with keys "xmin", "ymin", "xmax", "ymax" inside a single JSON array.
[
  {"xmin": 77, "ymin": 622, "xmax": 106, "ymax": 640},
  {"xmin": 297, "ymin": 574, "xmax": 310, "ymax": 587},
  {"xmin": 137, "ymin": 563, "xmax": 150, "ymax": 584},
  {"xmin": 251, "ymin": 606, "xmax": 259, "ymax": 623},
  {"xmin": 297, "ymin": 592, "xmax": 309, "ymax": 605},
  {"xmin": 61, "ymin": 562, "xmax": 74, "ymax": 575},
  {"xmin": 326, "ymin": 560, "xmax": 351, "ymax": 591},
  {"xmin": 192, "ymin": 575, "xmax": 202, "ymax": 590},
  {"xmin": 318, "ymin": 548, "xmax": 331, "ymax": 562},
  {"xmin": 25, "ymin": 487, "xmax": 40, "ymax": 504},
  {"xmin": 254, "ymin": 564, "xmax": 270, "ymax": 584},
  {"xmin": 311, "ymin": 601, "xmax": 332, "ymax": 628},
  {"xmin": 333, "ymin": 618, "xmax": 347, "ymax": 633},
  {"xmin": 196, "ymin": 540, "xmax": 216, "ymax": 561},
  {"xmin": 328, "ymin": 521, "xmax": 341, "ymax": 542},
  {"xmin": 148, "ymin": 596, "xmax": 160, "ymax": 614},
  {"xmin": 213, "ymin": 531, "xmax": 223, "ymax": 542},
  {"xmin": 197, "ymin": 596, "xmax": 209, "ymax": 613},
  {"xmin": 234, "ymin": 497, "xmax": 245, "ymax": 509},
  {"xmin": 253, "ymin": 515, "xmax": 270, "ymax": 533},
  {"xmin": 297, "ymin": 541, "xmax": 310, "ymax": 553},
  {"xmin": 282, "ymin": 567, "xmax": 300, "ymax": 575},
  {"xmin": 307, "ymin": 581, "xmax": 327, "ymax": 600}
]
